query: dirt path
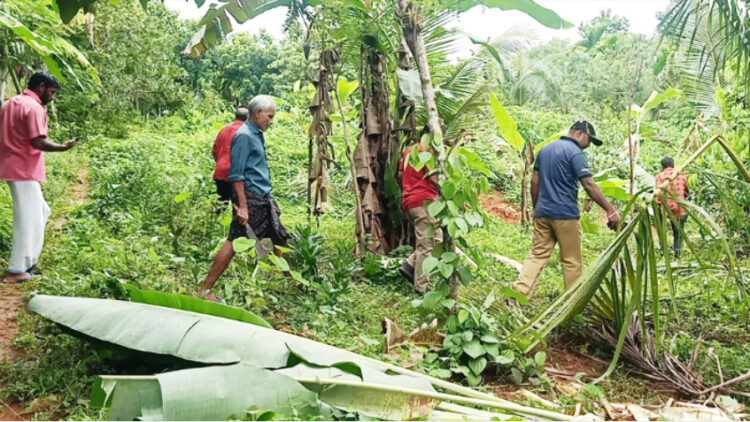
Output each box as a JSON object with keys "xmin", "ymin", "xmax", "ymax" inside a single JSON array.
[
  {"xmin": 479, "ymin": 190, "xmax": 521, "ymax": 224},
  {"xmin": 0, "ymin": 163, "xmax": 89, "ymax": 421},
  {"xmin": 0, "ymin": 283, "xmax": 25, "ymax": 363}
]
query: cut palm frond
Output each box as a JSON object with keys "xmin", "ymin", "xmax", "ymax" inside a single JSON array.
[{"xmin": 514, "ymin": 135, "xmax": 750, "ymax": 391}]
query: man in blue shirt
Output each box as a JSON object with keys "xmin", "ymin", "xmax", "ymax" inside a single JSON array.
[
  {"xmin": 512, "ymin": 121, "xmax": 620, "ymax": 299},
  {"xmin": 197, "ymin": 95, "xmax": 290, "ymax": 302}
]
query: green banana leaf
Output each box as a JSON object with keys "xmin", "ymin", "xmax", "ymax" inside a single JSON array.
[
  {"xmin": 29, "ymin": 295, "xmax": 574, "ymax": 421},
  {"xmin": 27, "ymin": 295, "xmax": 371, "ymax": 369},
  {"xmin": 125, "ymin": 285, "xmax": 272, "ymax": 328},
  {"xmin": 93, "ymin": 363, "xmax": 321, "ymax": 421}
]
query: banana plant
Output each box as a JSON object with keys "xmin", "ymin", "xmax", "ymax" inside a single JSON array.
[{"xmin": 0, "ymin": 2, "xmax": 98, "ymax": 87}]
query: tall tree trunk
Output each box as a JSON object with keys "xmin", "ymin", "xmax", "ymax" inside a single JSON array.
[
  {"xmin": 396, "ymin": 0, "xmax": 459, "ymax": 301},
  {"xmin": 308, "ymin": 47, "xmax": 339, "ymax": 221},
  {"xmin": 352, "ymin": 45, "xmax": 399, "ymax": 254}
]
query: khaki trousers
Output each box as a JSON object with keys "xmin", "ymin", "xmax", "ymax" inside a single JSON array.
[
  {"xmin": 512, "ymin": 217, "xmax": 582, "ymax": 298},
  {"xmin": 406, "ymin": 206, "xmax": 443, "ymax": 293}
]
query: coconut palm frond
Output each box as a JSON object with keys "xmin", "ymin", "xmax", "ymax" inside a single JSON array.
[{"xmin": 659, "ymin": 0, "xmax": 750, "ymax": 95}]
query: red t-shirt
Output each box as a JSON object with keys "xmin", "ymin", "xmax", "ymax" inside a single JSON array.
[
  {"xmin": 0, "ymin": 89, "xmax": 49, "ymax": 182},
  {"xmin": 399, "ymin": 142, "xmax": 439, "ymax": 210},
  {"xmin": 212, "ymin": 119, "xmax": 245, "ymax": 181}
]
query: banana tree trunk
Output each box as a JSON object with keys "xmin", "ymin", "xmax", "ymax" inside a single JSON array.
[
  {"xmin": 353, "ymin": 45, "xmax": 399, "ymax": 254},
  {"xmin": 396, "ymin": 0, "xmax": 459, "ymax": 301}
]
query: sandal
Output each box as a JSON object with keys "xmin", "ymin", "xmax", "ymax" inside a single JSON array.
[
  {"xmin": 2, "ymin": 272, "xmax": 34, "ymax": 284},
  {"xmin": 196, "ymin": 289, "xmax": 226, "ymax": 304}
]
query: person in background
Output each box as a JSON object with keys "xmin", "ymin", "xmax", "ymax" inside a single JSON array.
[
  {"xmin": 654, "ymin": 156, "xmax": 689, "ymax": 258},
  {"xmin": 397, "ymin": 129, "xmax": 442, "ymax": 296},
  {"xmin": 0, "ymin": 71, "xmax": 78, "ymax": 283},
  {"xmin": 512, "ymin": 121, "xmax": 620, "ymax": 299},
  {"xmin": 197, "ymin": 95, "xmax": 290, "ymax": 302},
  {"xmin": 212, "ymin": 107, "xmax": 249, "ymax": 203}
]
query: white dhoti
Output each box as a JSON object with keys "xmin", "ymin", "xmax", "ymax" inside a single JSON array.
[{"xmin": 6, "ymin": 181, "xmax": 50, "ymax": 274}]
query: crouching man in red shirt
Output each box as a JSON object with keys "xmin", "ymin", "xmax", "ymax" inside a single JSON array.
[{"xmin": 397, "ymin": 138, "xmax": 442, "ymax": 296}]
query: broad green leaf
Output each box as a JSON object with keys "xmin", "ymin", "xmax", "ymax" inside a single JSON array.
[
  {"xmin": 465, "ymin": 372, "xmax": 482, "ymax": 387},
  {"xmin": 640, "ymin": 87, "xmax": 681, "ymax": 116},
  {"xmin": 456, "ymin": 264, "xmax": 473, "ymax": 285},
  {"xmin": 501, "ymin": 286, "xmax": 530, "ymax": 305},
  {"xmin": 421, "ymin": 290, "xmax": 446, "ymax": 310},
  {"xmin": 468, "ymin": 357, "xmax": 487, "ymax": 376},
  {"xmin": 184, "ymin": 0, "xmax": 293, "ymax": 57},
  {"xmin": 269, "ymin": 255, "xmax": 290, "ymax": 271},
  {"xmin": 55, "ymin": 0, "xmax": 81, "ymax": 24},
  {"xmin": 484, "ymin": 343, "xmax": 500, "ymax": 358},
  {"xmin": 457, "ymin": 309, "xmax": 469, "ymax": 324},
  {"xmin": 232, "ymin": 237, "xmax": 256, "ymax": 253},
  {"xmin": 445, "ymin": 315, "xmax": 458, "ymax": 333},
  {"xmin": 28, "ymin": 295, "xmax": 378, "ymax": 368},
  {"xmin": 441, "ymin": 181, "xmax": 457, "ymax": 199},
  {"xmin": 462, "ymin": 340, "xmax": 485, "ymax": 359},
  {"xmin": 510, "ymin": 367, "xmax": 523, "ymax": 384},
  {"xmin": 534, "ymin": 351, "xmax": 546, "ymax": 368},
  {"xmin": 441, "ymin": 252, "xmax": 458, "ymax": 263},
  {"xmin": 173, "ymin": 191, "xmax": 192, "ymax": 203},
  {"xmin": 428, "ymin": 199, "xmax": 446, "ymax": 217},
  {"xmin": 418, "ymin": 151, "xmax": 433, "ymax": 164},
  {"xmin": 489, "ymin": 93, "xmax": 525, "ymax": 151},
  {"xmin": 337, "ymin": 77, "xmax": 359, "ymax": 103},
  {"xmin": 396, "ymin": 68, "xmax": 423, "ymax": 102},
  {"xmin": 278, "ymin": 364, "xmax": 437, "ymax": 420},
  {"xmin": 480, "ymin": 334, "xmax": 499, "ymax": 344},
  {"xmin": 439, "ymin": 262, "xmax": 454, "ymax": 278},
  {"xmin": 125, "ymin": 285, "xmax": 271, "ymax": 329},
  {"xmin": 453, "ymin": 0, "xmax": 573, "ymax": 29},
  {"xmin": 422, "ymin": 256, "xmax": 439, "ymax": 274},
  {"xmin": 496, "ymin": 349, "xmax": 515, "ymax": 365},
  {"xmin": 93, "ymin": 363, "xmax": 319, "ymax": 421}
]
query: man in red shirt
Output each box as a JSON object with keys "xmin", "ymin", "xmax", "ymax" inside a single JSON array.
[
  {"xmin": 397, "ymin": 138, "xmax": 442, "ymax": 295},
  {"xmin": 654, "ymin": 156, "xmax": 689, "ymax": 258},
  {"xmin": 0, "ymin": 71, "xmax": 78, "ymax": 283},
  {"xmin": 211, "ymin": 107, "xmax": 248, "ymax": 202}
]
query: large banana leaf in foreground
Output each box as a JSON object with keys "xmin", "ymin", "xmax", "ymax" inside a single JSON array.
[
  {"xmin": 93, "ymin": 363, "xmax": 321, "ymax": 421},
  {"xmin": 125, "ymin": 285, "xmax": 272, "ymax": 328},
  {"xmin": 29, "ymin": 295, "xmax": 573, "ymax": 420}
]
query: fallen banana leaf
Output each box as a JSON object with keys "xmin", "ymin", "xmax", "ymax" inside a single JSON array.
[
  {"xmin": 125, "ymin": 284, "xmax": 272, "ymax": 328},
  {"xmin": 92, "ymin": 363, "xmax": 321, "ymax": 421},
  {"xmin": 278, "ymin": 364, "xmax": 437, "ymax": 420},
  {"xmin": 28, "ymin": 295, "xmax": 366, "ymax": 368},
  {"xmin": 29, "ymin": 295, "xmax": 577, "ymax": 420}
]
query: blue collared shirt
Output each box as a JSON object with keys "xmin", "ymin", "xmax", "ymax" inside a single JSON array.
[
  {"xmin": 533, "ymin": 136, "xmax": 592, "ymax": 219},
  {"xmin": 228, "ymin": 120, "xmax": 272, "ymax": 195}
]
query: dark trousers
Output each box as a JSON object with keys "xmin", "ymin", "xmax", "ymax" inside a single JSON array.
[{"xmin": 671, "ymin": 216, "xmax": 687, "ymax": 258}]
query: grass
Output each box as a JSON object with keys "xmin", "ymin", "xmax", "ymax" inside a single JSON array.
[{"xmin": 0, "ymin": 107, "xmax": 748, "ymax": 418}]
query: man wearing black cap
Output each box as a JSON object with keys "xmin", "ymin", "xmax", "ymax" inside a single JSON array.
[{"xmin": 512, "ymin": 121, "xmax": 620, "ymax": 299}]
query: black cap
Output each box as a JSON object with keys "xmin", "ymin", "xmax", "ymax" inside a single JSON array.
[{"xmin": 570, "ymin": 120, "xmax": 602, "ymax": 146}]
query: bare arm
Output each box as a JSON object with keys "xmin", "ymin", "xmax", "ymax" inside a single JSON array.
[
  {"xmin": 232, "ymin": 181, "xmax": 248, "ymax": 225},
  {"xmin": 31, "ymin": 136, "xmax": 77, "ymax": 152},
  {"xmin": 580, "ymin": 176, "xmax": 620, "ymax": 229},
  {"xmin": 531, "ymin": 170, "xmax": 540, "ymax": 210}
]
